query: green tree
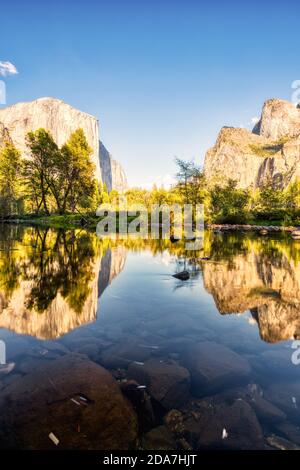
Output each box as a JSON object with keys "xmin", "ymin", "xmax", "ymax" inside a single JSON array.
[
  {"xmin": 24, "ymin": 129, "xmax": 60, "ymax": 215},
  {"xmin": 60, "ymin": 128, "xmax": 96, "ymax": 213},
  {"xmin": 0, "ymin": 142, "xmax": 22, "ymax": 216},
  {"xmin": 254, "ymin": 176, "xmax": 284, "ymax": 219},
  {"xmin": 210, "ymin": 179, "xmax": 250, "ymax": 223}
]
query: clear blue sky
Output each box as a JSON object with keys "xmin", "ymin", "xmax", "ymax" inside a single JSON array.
[{"xmin": 1, "ymin": 0, "xmax": 300, "ymax": 187}]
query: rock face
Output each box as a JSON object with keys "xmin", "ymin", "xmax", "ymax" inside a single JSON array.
[
  {"xmin": 0, "ymin": 122, "xmax": 10, "ymax": 149},
  {"xmin": 100, "ymin": 141, "xmax": 128, "ymax": 192},
  {"xmin": 0, "ymin": 353, "xmax": 138, "ymax": 449},
  {"xmin": 204, "ymin": 99, "xmax": 300, "ymax": 188},
  {"xmin": 0, "ymin": 97, "xmax": 128, "ymax": 192},
  {"xmin": 254, "ymin": 99, "xmax": 300, "ymax": 140}
]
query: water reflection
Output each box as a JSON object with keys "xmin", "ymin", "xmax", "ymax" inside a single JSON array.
[
  {"xmin": 0, "ymin": 225, "xmax": 126, "ymax": 339},
  {"xmin": 1, "ymin": 226, "xmax": 300, "ymax": 449},
  {"xmin": 0, "ymin": 226, "xmax": 300, "ymax": 343},
  {"xmin": 202, "ymin": 233, "xmax": 300, "ymax": 342}
]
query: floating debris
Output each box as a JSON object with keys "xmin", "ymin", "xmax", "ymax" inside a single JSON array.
[
  {"xmin": 133, "ymin": 361, "xmax": 144, "ymax": 366},
  {"xmin": 79, "ymin": 396, "xmax": 88, "ymax": 403},
  {"xmin": 136, "ymin": 385, "xmax": 147, "ymax": 390},
  {"xmin": 47, "ymin": 377, "xmax": 59, "ymax": 391},
  {"xmin": 222, "ymin": 428, "xmax": 228, "ymax": 439},
  {"xmin": 292, "ymin": 396, "xmax": 297, "ymax": 408},
  {"xmin": 70, "ymin": 398, "xmax": 81, "ymax": 406},
  {"xmin": 48, "ymin": 432, "xmax": 59, "ymax": 446},
  {"xmin": 0, "ymin": 362, "xmax": 15, "ymax": 375},
  {"xmin": 267, "ymin": 434, "xmax": 300, "ymax": 451},
  {"xmin": 139, "ymin": 345, "xmax": 159, "ymax": 350}
]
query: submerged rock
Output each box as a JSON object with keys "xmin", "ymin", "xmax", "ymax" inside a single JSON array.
[
  {"xmin": 183, "ymin": 342, "xmax": 251, "ymax": 396},
  {"xmin": 127, "ymin": 358, "xmax": 190, "ymax": 409},
  {"xmin": 120, "ymin": 380, "xmax": 155, "ymax": 432},
  {"xmin": 99, "ymin": 339, "xmax": 152, "ymax": 369},
  {"xmin": 264, "ymin": 381, "xmax": 300, "ymax": 422},
  {"xmin": 0, "ymin": 353, "xmax": 138, "ymax": 449},
  {"xmin": 274, "ymin": 422, "xmax": 300, "ymax": 446},
  {"xmin": 181, "ymin": 398, "xmax": 264, "ymax": 450},
  {"xmin": 143, "ymin": 425, "xmax": 176, "ymax": 450}
]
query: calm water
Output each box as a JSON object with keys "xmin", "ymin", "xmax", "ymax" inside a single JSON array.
[{"xmin": 0, "ymin": 224, "xmax": 300, "ymax": 450}]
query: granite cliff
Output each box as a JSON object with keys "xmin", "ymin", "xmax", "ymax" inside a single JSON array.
[
  {"xmin": 0, "ymin": 97, "xmax": 128, "ymax": 192},
  {"xmin": 204, "ymin": 99, "xmax": 300, "ymax": 188}
]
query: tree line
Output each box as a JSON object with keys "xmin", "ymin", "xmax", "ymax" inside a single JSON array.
[
  {"xmin": 1, "ymin": 131, "xmax": 300, "ymax": 225},
  {"xmin": 123, "ymin": 158, "xmax": 300, "ymax": 225}
]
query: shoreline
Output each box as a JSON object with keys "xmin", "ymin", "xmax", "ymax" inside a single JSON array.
[
  {"xmin": 1, "ymin": 218, "xmax": 299, "ymax": 234},
  {"xmin": 208, "ymin": 223, "xmax": 298, "ymax": 233}
]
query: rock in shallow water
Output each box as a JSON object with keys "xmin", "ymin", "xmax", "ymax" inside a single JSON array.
[
  {"xmin": 0, "ymin": 353, "xmax": 138, "ymax": 449},
  {"xmin": 181, "ymin": 398, "xmax": 264, "ymax": 450},
  {"xmin": 172, "ymin": 271, "xmax": 190, "ymax": 281},
  {"xmin": 143, "ymin": 425, "xmax": 176, "ymax": 450},
  {"xmin": 127, "ymin": 358, "xmax": 190, "ymax": 409},
  {"xmin": 182, "ymin": 341, "xmax": 252, "ymax": 396},
  {"xmin": 264, "ymin": 381, "xmax": 300, "ymax": 423}
]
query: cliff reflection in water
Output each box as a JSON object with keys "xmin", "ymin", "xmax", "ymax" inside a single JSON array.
[
  {"xmin": 0, "ymin": 225, "xmax": 126, "ymax": 339},
  {"xmin": 202, "ymin": 233, "xmax": 300, "ymax": 343},
  {"xmin": 0, "ymin": 226, "xmax": 300, "ymax": 344}
]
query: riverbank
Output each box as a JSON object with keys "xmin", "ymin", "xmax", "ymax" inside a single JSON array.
[
  {"xmin": 2, "ymin": 216, "xmax": 300, "ymax": 233},
  {"xmin": 208, "ymin": 223, "xmax": 298, "ymax": 233},
  {"xmin": 0, "ymin": 214, "xmax": 98, "ymax": 230}
]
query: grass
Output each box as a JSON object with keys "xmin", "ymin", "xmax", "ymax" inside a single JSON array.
[{"xmin": 1, "ymin": 213, "xmax": 141, "ymax": 230}]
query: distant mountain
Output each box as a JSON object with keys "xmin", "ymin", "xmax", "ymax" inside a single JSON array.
[
  {"xmin": 0, "ymin": 97, "xmax": 128, "ymax": 192},
  {"xmin": 204, "ymin": 99, "xmax": 300, "ymax": 188}
]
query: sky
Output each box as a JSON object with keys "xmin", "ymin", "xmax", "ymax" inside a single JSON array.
[{"xmin": 1, "ymin": 0, "xmax": 300, "ymax": 187}]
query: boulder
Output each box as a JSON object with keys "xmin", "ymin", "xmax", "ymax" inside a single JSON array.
[
  {"xmin": 143, "ymin": 425, "xmax": 176, "ymax": 450},
  {"xmin": 264, "ymin": 381, "xmax": 300, "ymax": 423},
  {"xmin": 182, "ymin": 342, "xmax": 251, "ymax": 396},
  {"xmin": 99, "ymin": 339, "xmax": 152, "ymax": 369},
  {"xmin": 181, "ymin": 398, "xmax": 264, "ymax": 449},
  {"xmin": 120, "ymin": 380, "xmax": 155, "ymax": 432},
  {"xmin": 214, "ymin": 384, "xmax": 286, "ymax": 424},
  {"xmin": 0, "ymin": 353, "xmax": 138, "ymax": 449},
  {"xmin": 127, "ymin": 359, "xmax": 190, "ymax": 409},
  {"xmin": 275, "ymin": 422, "xmax": 300, "ymax": 446}
]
